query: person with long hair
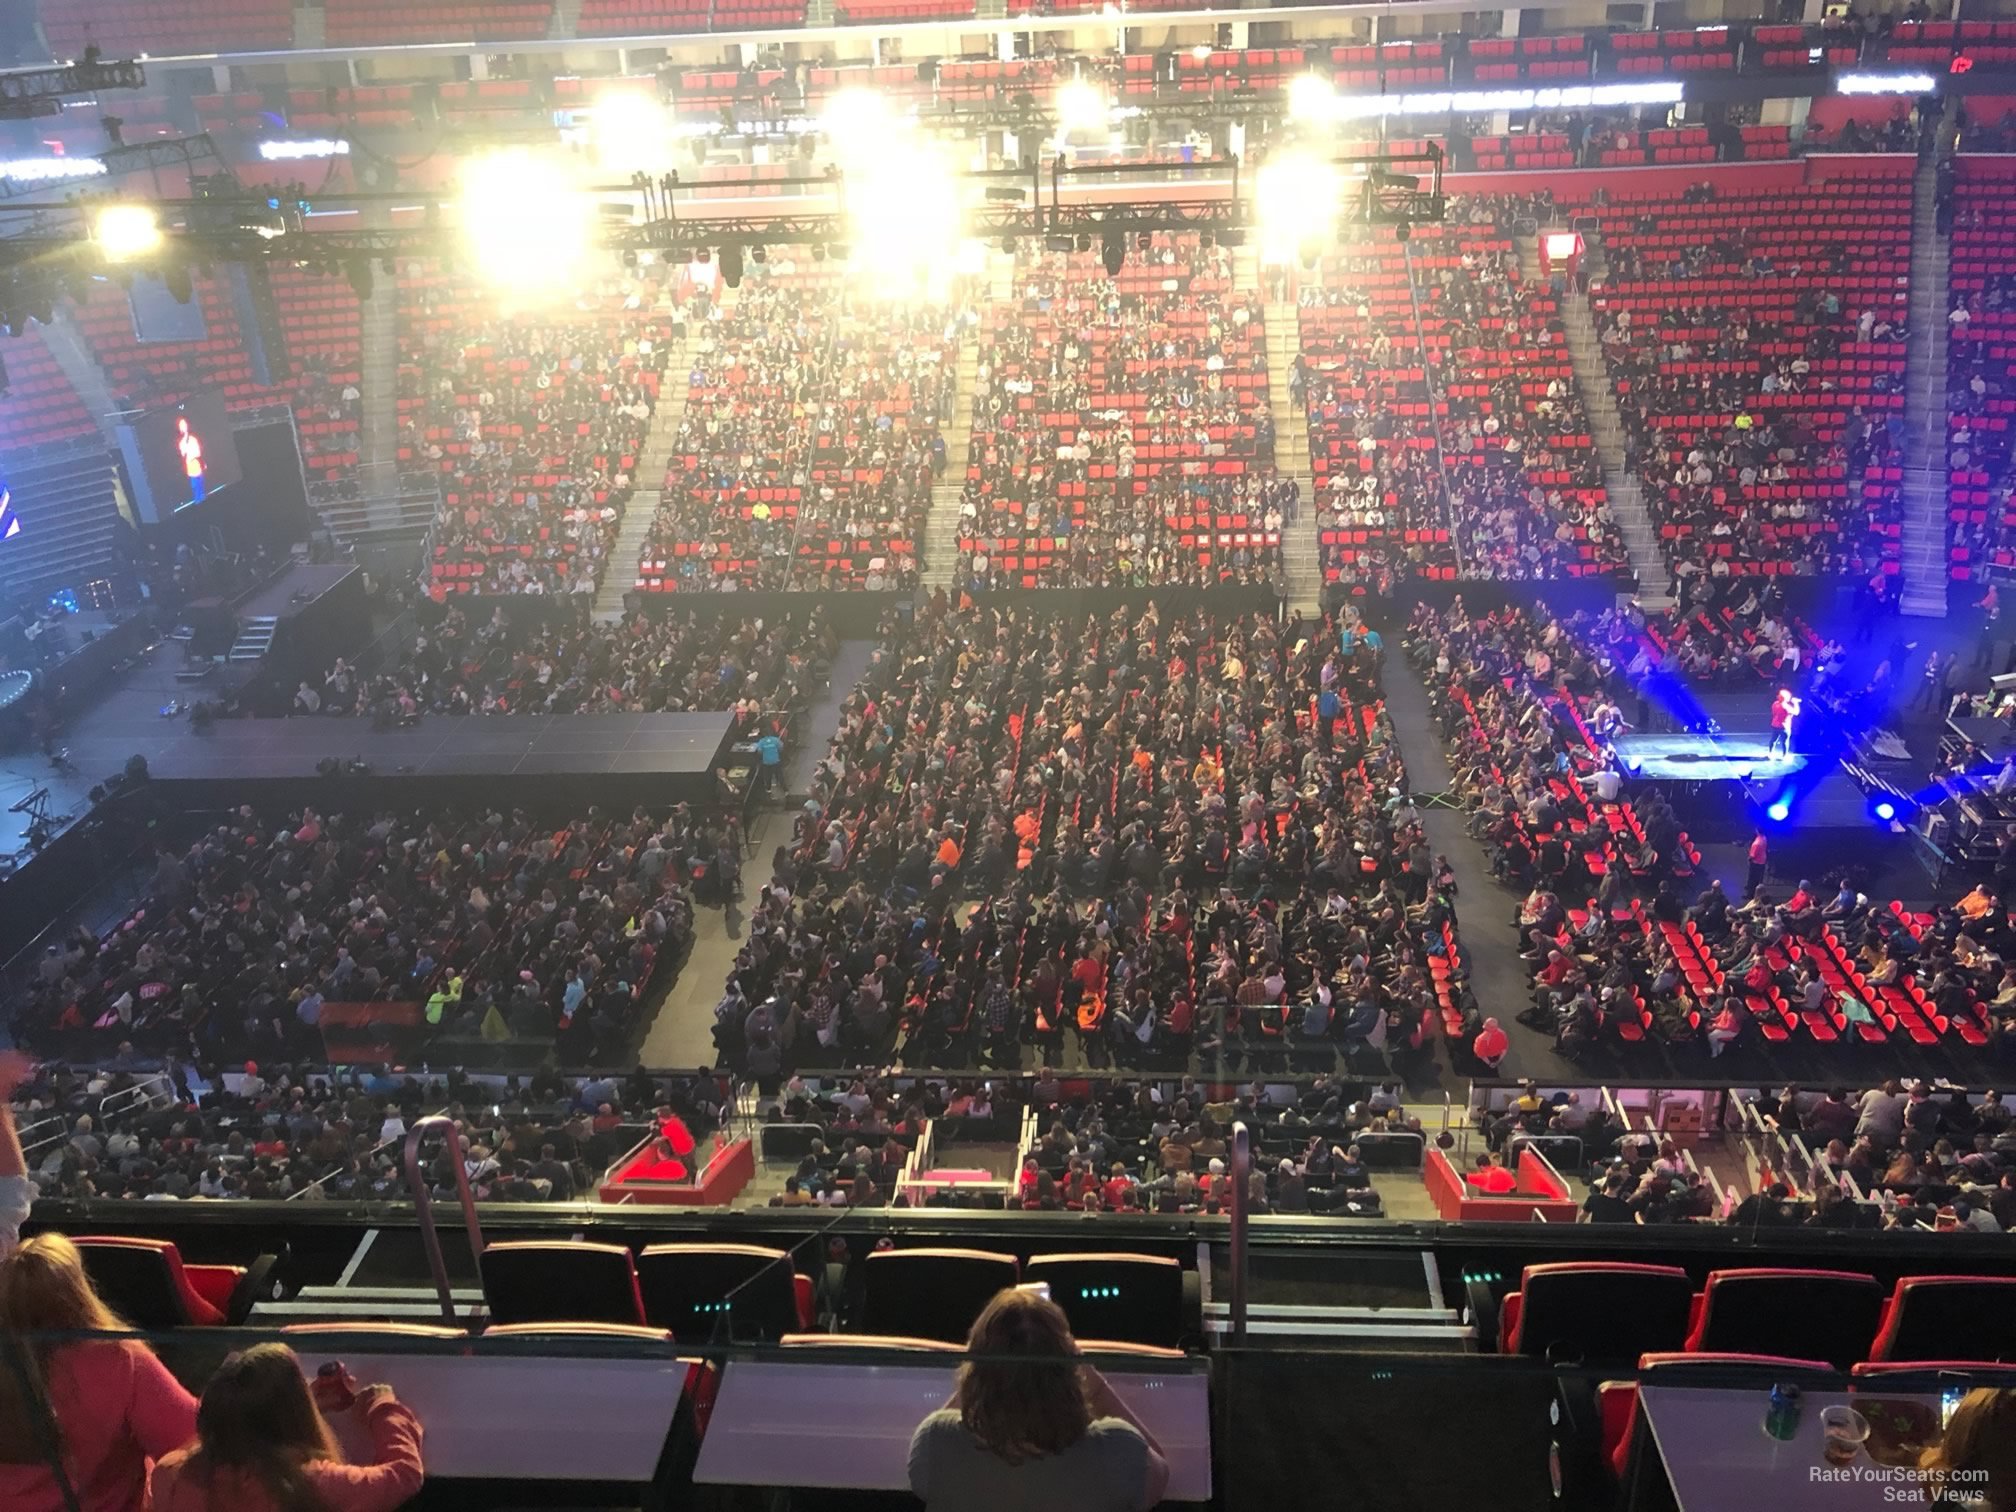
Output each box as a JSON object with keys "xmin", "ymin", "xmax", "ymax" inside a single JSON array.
[
  {"xmin": 0, "ymin": 1233, "xmax": 198, "ymax": 1512},
  {"xmin": 1921, "ymin": 1387, "xmax": 2016, "ymax": 1511},
  {"xmin": 1, "ymin": 1051, "xmax": 36, "ymax": 1260},
  {"xmin": 908, "ymin": 1287, "xmax": 1169, "ymax": 1512},
  {"xmin": 144, "ymin": 1344, "xmax": 423, "ymax": 1512}
]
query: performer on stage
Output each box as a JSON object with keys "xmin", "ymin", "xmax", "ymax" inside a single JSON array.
[
  {"xmin": 1768, "ymin": 687, "xmax": 1801, "ymax": 757},
  {"xmin": 176, "ymin": 416, "xmax": 207, "ymax": 503},
  {"xmin": 1587, "ymin": 695, "xmax": 1632, "ymax": 744}
]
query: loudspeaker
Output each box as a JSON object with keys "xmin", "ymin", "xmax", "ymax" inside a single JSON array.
[{"xmin": 223, "ymin": 261, "xmax": 292, "ymax": 388}]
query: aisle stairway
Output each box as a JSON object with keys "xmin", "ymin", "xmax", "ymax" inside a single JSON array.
[
  {"xmin": 356, "ymin": 278, "xmax": 400, "ymax": 472},
  {"xmin": 592, "ymin": 329, "xmax": 689, "ymax": 623},
  {"xmin": 1555, "ymin": 243, "xmax": 1671, "ymax": 610},
  {"xmin": 924, "ymin": 251, "xmax": 1012, "ymax": 591},
  {"xmin": 1899, "ymin": 142, "xmax": 1954, "ymax": 619},
  {"xmin": 1245, "ymin": 246, "xmax": 1322, "ymax": 614},
  {"xmin": 547, "ymin": 0, "xmax": 583, "ymax": 37},
  {"xmin": 40, "ymin": 310, "xmax": 120, "ymax": 444}
]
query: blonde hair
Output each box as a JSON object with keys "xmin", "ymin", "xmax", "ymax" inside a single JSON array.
[
  {"xmin": 1921, "ymin": 1387, "xmax": 2016, "ymax": 1512},
  {"xmin": 0, "ymin": 1234, "xmax": 131, "ymax": 1464},
  {"xmin": 955, "ymin": 1288, "xmax": 1092, "ymax": 1464}
]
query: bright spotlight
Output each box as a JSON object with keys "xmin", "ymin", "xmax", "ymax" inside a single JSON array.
[
  {"xmin": 459, "ymin": 150, "xmax": 595, "ymax": 296},
  {"xmin": 1766, "ymin": 799, "xmax": 1792, "ymax": 823},
  {"xmin": 1874, "ymin": 800, "xmax": 1897, "ymax": 822},
  {"xmin": 1254, "ymin": 148, "xmax": 1342, "ymax": 267},
  {"xmin": 822, "ymin": 89, "xmax": 896, "ymax": 154},
  {"xmin": 1287, "ymin": 73, "xmax": 1337, "ymax": 126},
  {"xmin": 591, "ymin": 89, "xmax": 672, "ymax": 176},
  {"xmin": 842, "ymin": 135, "xmax": 966, "ymax": 299},
  {"xmin": 95, "ymin": 203, "xmax": 162, "ymax": 262},
  {"xmin": 1055, "ymin": 79, "xmax": 1109, "ymax": 136}
]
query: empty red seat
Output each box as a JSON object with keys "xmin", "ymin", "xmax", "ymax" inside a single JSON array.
[
  {"xmin": 73, "ymin": 1236, "xmax": 267, "ymax": 1328},
  {"xmin": 479, "ymin": 1240, "xmax": 646, "ymax": 1328},
  {"xmin": 1685, "ymin": 1268, "xmax": 1884, "ymax": 1370},
  {"xmin": 1869, "ymin": 1277, "xmax": 2016, "ymax": 1363},
  {"xmin": 859, "ymin": 1248, "xmax": 1018, "ymax": 1343},
  {"xmin": 1498, "ymin": 1262, "xmax": 1695, "ymax": 1365}
]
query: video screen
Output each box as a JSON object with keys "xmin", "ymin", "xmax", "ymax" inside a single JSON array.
[{"xmin": 134, "ymin": 394, "xmax": 242, "ymax": 513}]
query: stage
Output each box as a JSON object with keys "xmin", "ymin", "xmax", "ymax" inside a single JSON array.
[{"xmin": 1611, "ymin": 732, "xmax": 1806, "ymax": 783}]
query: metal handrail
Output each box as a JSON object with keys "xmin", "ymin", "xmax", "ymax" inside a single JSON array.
[
  {"xmin": 99, "ymin": 1074, "xmax": 173, "ymax": 1119},
  {"xmin": 291, "ymin": 1104, "xmax": 447, "ymax": 1199},
  {"xmin": 400, "ymin": 1114, "xmax": 488, "ymax": 1327},
  {"xmin": 1227, "ymin": 1120, "xmax": 1250, "ymax": 1345}
]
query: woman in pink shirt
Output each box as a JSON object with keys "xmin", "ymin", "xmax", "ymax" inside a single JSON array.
[
  {"xmin": 0, "ymin": 1233, "xmax": 199, "ymax": 1512},
  {"xmin": 145, "ymin": 1344, "xmax": 423, "ymax": 1512}
]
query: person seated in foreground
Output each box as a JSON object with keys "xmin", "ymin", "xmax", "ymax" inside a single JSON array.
[{"xmin": 908, "ymin": 1287, "xmax": 1169, "ymax": 1512}]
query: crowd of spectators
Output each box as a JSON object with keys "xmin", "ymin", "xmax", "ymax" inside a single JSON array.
[
  {"xmin": 6, "ymin": 1059, "xmax": 724, "ymax": 1205},
  {"xmin": 708, "ymin": 599, "xmax": 1469, "ymax": 1079},
  {"xmin": 1588, "ymin": 182, "xmax": 1910, "ymax": 588},
  {"xmin": 1427, "ymin": 195, "xmax": 1626, "ymax": 580},
  {"xmin": 9, "ymin": 804, "xmax": 708, "ymax": 1069},
  {"xmin": 960, "ymin": 235, "xmax": 1284, "ymax": 592},
  {"xmin": 403, "ymin": 258, "xmax": 674, "ymax": 597},
  {"xmin": 645, "ymin": 259, "xmax": 962, "ymax": 592},
  {"xmin": 288, "ymin": 602, "xmax": 833, "ymax": 721}
]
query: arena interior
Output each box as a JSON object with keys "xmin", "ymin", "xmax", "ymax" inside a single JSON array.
[{"xmin": 3, "ymin": 0, "xmax": 2016, "ymax": 1507}]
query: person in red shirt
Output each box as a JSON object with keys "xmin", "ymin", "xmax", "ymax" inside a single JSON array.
[
  {"xmin": 1465, "ymin": 1154, "xmax": 1518, "ymax": 1194},
  {"xmin": 146, "ymin": 1345, "xmax": 423, "ymax": 1512},
  {"xmin": 0, "ymin": 1234, "xmax": 198, "ymax": 1512},
  {"xmin": 1768, "ymin": 688, "xmax": 1800, "ymax": 757},
  {"xmin": 1747, "ymin": 830, "xmax": 1769, "ymax": 895},
  {"xmin": 1471, "ymin": 1016, "xmax": 1509, "ymax": 1071}
]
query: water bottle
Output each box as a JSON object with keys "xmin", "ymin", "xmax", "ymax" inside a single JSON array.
[{"xmin": 1765, "ymin": 1382, "xmax": 1802, "ymax": 1442}]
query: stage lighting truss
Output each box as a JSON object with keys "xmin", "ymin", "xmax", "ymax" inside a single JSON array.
[{"xmin": 0, "ymin": 145, "xmax": 1442, "ymax": 271}]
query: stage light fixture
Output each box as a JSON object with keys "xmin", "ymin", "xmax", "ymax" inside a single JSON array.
[
  {"xmin": 719, "ymin": 244, "xmax": 744, "ymax": 288},
  {"xmin": 1254, "ymin": 148, "xmax": 1342, "ymax": 268},
  {"xmin": 1766, "ymin": 798, "xmax": 1791, "ymax": 822},
  {"xmin": 1874, "ymin": 800, "xmax": 1897, "ymax": 822},
  {"xmin": 1101, "ymin": 231, "xmax": 1126, "ymax": 276},
  {"xmin": 1054, "ymin": 79, "xmax": 1109, "ymax": 137},
  {"xmin": 840, "ymin": 135, "xmax": 965, "ymax": 296},
  {"xmin": 95, "ymin": 204, "xmax": 162, "ymax": 262},
  {"xmin": 1287, "ymin": 72, "xmax": 1337, "ymax": 126},
  {"xmin": 821, "ymin": 88, "xmax": 896, "ymax": 153},
  {"xmin": 458, "ymin": 150, "xmax": 594, "ymax": 297}
]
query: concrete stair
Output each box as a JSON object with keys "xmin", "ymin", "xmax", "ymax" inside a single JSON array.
[
  {"xmin": 1246, "ymin": 244, "xmax": 1321, "ymax": 613},
  {"xmin": 292, "ymin": 5, "xmax": 324, "ymax": 47},
  {"xmin": 1898, "ymin": 147, "xmax": 1952, "ymax": 620},
  {"xmin": 357, "ymin": 278, "xmax": 400, "ymax": 471},
  {"xmin": 548, "ymin": 0, "xmax": 583, "ymax": 38},
  {"xmin": 1558, "ymin": 267, "xmax": 1669, "ymax": 610},
  {"xmin": 41, "ymin": 309, "xmax": 121, "ymax": 444},
  {"xmin": 920, "ymin": 279, "xmax": 984, "ymax": 590},
  {"xmin": 592, "ymin": 332, "xmax": 688, "ymax": 623}
]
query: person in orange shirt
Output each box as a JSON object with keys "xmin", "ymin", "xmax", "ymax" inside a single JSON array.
[
  {"xmin": 1471, "ymin": 1016, "xmax": 1509, "ymax": 1071},
  {"xmin": 1465, "ymin": 1154, "xmax": 1518, "ymax": 1194},
  {"xmin": 1957, "ymin": 885, "xmax": 1999, "ymax": 921},
  {"xmin": 935, "ymin": 832, "xmax": 962, "ymax": 870},
  {"xmin": 145, "ymin": 1345, "xmax": 423, "ymax": 1512}
]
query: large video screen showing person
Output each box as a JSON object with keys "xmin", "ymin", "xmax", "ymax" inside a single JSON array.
[{"xmin": 126, "ymin": 395, "xmax": 243, "ymax": 519}]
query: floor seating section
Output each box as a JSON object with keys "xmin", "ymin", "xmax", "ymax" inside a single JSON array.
[
  {"xmin": 41, "ymin": 0, "xmax": 290, "ymax": 56},
  {"xmin": 1945, "ymin": 169, "xmax": 2016, "ymax": 585},
  {"xmin": 1497, "ymin": 1262, "xmax": 1697, "ymax": 1366},
  {"xmin": 1681, "ymin": 1267, "xmax": 1884, "ymax": 1370},
  {"xmin": 637, "ymin": 1243, "xmax": 817, "ymax": 1343},
  {"xmin": 960, "ymin": 234, "xmax": 1276, "ymax": 591},
  {"xmin": 1300, "ymin": 229, "xmax": 1459, "ymax": 593},
  {"xmin": 480, "ymin": 1240, "xmax": 649, "ymax": 1327},
  {"xmin": 400, "ymin": 256, "xmax": 668, "ymax": 599},
  {"xmin": 1585, "ymin": 179, "xmax": 1911, "ymax": 580},
  {"xmin": 640, "ymin": 260, "xmax": 953, "ymax": 594},
  {"xmin": 1419, "ymin": 211, "xmax": 1622, "ymax": 579},
  {"xmin": 72, "ymin": 1236, "xmax": 270, "ymax": 1328},
  {"xmin": 859, "ymin": 1247, "xmax": 1021, "ymax": 1343}
]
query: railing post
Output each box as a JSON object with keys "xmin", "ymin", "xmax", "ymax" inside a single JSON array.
[
  {"xmin": 1228, "ymin": 1120, "xmax": 1250, "ymax": 1345},
  {"xmin": 401, "ymin": 1114, "xmax": 488, "ymax": 1328}
]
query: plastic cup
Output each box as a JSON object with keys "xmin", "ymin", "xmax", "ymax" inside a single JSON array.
[{"xmin": 1820, "ymin": 1405, "xmax": 1869, "ymax": 1466}]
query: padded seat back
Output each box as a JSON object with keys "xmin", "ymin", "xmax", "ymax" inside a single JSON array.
[
  {"xmin": 1024, "ymin": 1253, "xmax": 1184, "ymax": 1349},
  {"xmin": 1507, "ymin": 1262, "xmax": 1694, "ymax": 1366},
  {"xmin": 1872, "ymin": 1277, "xmax": 2016, "ymax": 1363},
  {"xmin": 480, "ymin": 1240, "xmax": 645, "ymax": 1327},
  {"xmin": 1689, "ymin": 1269, "xmax": 1883, "ymax": 1370},
  {"xmin": 74, "ymin": 1237, "xmax": 222, "ymax": 1328},
  {"xmin": 860, "ymin": 1248, "xmax": 1018, "ymax": 1343},
  {"xmin": 638, "ymin": 1243, "xmax": 805, "ymax": 1343}
]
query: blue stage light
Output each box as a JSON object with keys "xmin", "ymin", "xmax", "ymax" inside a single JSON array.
[
  {"xmin": 1874, "ymin": 800, "xmax": 1897, "ymax": 822},
  {"xmin": 1766, "ymin": 799, "xmax": 1792, "ymax": 822}
]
